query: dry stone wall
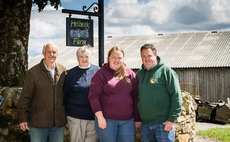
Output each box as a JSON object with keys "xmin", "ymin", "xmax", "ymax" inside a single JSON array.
[
  {"xmin": 0, "ymin": 87, "xmax": 196, "ymax": 142},
  {"xmin": 175, "ymin": 90, "xmax": 197, "ymax": 142},
  {"xmin": 0, "ymin": 87, "xmax": 29, "ymax": 142}
]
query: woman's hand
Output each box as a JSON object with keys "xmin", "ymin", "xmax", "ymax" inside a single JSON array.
[{"xmin": 95, "ymin": 111, "xmax": 107, "ymax": 129}]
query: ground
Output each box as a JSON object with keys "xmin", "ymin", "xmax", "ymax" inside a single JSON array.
[{"xmin": 195, "ymin": 122, "xmax": 230, "ymax": 142}]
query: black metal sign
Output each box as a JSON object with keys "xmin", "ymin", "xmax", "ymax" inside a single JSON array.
[
  {"xmin": 66, "ymin": 18, "xmax": 93, "ymax": 46},
  {"xmin": 62, "ymin": 0, "xmax": 104, "ymax": 67}
]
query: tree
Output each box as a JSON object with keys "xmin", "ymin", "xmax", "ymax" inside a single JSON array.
[{"xmin": 0, "ymin": 0, "xmax": 61, "ymax": 87}]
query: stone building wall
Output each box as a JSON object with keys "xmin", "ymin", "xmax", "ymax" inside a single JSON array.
[{"xmin": 0, "ymin": 87, "xmax": 196, "ymax": 142}]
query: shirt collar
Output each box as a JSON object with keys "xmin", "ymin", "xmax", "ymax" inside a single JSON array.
[
  {"xmin": 43, "ymin": 60, "xmax": 55, "ymax": 72},
  {"xmin": 79, "ymin": 64, "xmax": 91, "ymax": 69}
]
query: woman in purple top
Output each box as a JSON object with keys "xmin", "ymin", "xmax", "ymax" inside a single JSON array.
[{"xmin": 88, "ymin": 46, "xmax": 141, "ymax": 142}]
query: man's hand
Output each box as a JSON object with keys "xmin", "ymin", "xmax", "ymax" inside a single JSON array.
[
  {"xmin": 163, "ymin": 121, "xmax": 174, "ymax": 131},
  {"xmin": 19, "ymin": 122, "xmax": 28, "ymax": 131}
]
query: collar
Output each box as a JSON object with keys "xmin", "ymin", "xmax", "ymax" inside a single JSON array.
[
  {"xmin": 79, "ymin": 64, "xmax": 91, "ymax": 69},
  {"xmin": 43, "ymin": 60, "xmax": 55, "ymax": 72}
]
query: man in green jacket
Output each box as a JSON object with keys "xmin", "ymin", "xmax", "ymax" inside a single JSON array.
[
  {"xmin": 137, "ymin": 43, "xmax": 182, "ymax": 142},
  {"xmin": 17, "ymin": 42, "xmax": 66, "ymax": 142}
]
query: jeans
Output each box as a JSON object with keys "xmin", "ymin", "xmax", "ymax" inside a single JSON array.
[
  {"xmin": 140, "ymin": 123, "xmax": 175, "ymax": 142},
  {"xmin": 95, "ymin": 117, "xmax": 135, "ymax": 142},
  {"xmin": 29, "ymin": 126, "xmax": 65, "ymax": 142}
]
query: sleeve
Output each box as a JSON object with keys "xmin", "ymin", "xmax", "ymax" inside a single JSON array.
[
  {"xmin": 131, "ymin": 72, "xmax": 141, "ymax": 122},
  {"xmin": 166, "ymin": 68, "xmax": 182, "ymax": 123},
  {"xmin": 88, "ymin": 70, "xmax": 104, "ymax": 113},
  {"xmin": 17, "ymin": 70, "xmax": 35, "ymax": 123}
]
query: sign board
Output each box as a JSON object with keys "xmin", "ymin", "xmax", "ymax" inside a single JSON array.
[{"xmin": 66, "ymin": 18, "xmax": 93, "ymax": 46}]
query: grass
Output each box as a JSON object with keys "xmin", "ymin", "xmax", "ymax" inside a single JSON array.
[{"xmin": 196, "ymin": 128, "xmax": 230, "ymax": 142}]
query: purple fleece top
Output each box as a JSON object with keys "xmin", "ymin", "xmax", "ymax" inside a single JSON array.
[{"xmin": 88, "ymin": 63, "xmax": 141, "ymax": 122}]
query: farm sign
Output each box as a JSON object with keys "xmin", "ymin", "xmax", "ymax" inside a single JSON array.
[{"xmin": 66, "ymin": 18, "xmax": 93, "ymax": 46}]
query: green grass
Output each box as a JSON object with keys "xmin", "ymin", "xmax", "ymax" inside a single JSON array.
[{"xmin": 196, "ymin": 128, "xmax": 230, "ymax": 142}]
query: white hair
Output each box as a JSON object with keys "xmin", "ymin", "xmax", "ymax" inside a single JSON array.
[
  {"xmin": 76, "ymin": 45, "xmax": 93, "ymax": 59},
  {"xmin": 42, "ymin": 42, "xmax": 59, "ymax": 53}
]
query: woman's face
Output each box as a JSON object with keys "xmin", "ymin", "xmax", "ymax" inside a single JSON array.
[
  {"xmin": 78, "ymin": 52, "xmax": 91, "ymax": 67},
  {"xmin": 108, "ymin": 50, "xmax": 124, "ymax": 71}
]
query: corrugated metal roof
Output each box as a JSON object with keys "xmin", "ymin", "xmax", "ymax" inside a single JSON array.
[{"xmin": 29, "ymin": 31, "xmax": 230, "ymax": 70}]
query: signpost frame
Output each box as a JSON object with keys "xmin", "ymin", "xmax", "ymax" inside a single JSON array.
[{"xmin": 62, "ymin": 0, "xmax": 104, "ymax": 67}]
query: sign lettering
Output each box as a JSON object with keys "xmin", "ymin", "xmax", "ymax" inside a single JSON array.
[{"xmin": 66, "ymin": 18, "xmax": 93, "ymax": 46}]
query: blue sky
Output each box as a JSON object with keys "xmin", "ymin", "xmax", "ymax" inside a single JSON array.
[
  {"xmin": 29, "ymin": 0, "xmax": 230, "ymax": 60},
  {"xmin": 61, "ymin": 0, "xmax": 109, "ymax": 10}
]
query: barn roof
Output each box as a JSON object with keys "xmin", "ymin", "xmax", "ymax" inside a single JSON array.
[{"xmin": 29, "ymin": 31, "xmax": 230, "ymax": 70}]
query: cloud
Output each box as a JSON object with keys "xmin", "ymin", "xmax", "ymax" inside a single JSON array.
[
  {"xmin": 173, "ymin": 6, "xmax": 210, "ymax": 25},
  {"xmin": 169, "ymin": 0, "xmax": 230, "ymax": 31},
  {"xmin": 210, "ymin": 0, "xmax": 230, "ymax": 23},
  {"xmin": 29, "ymin": 5, "xmax": 66, "ymax": 60},
  {"xmin": 103, "ymin": 0, "xmax": 230, "ymax": 35},
  {"xmin": 30, "ymin": 18, "xmax": 57, "ymax": 38},
  {"xmin": 30, "ymin": 5, "xmax": 66, "ymax": 38},
  {"xmin": 105, "ymin": 0, "xmax": 144, "ymax": 25},
  {"xmin": 28, "ymin": 0, "xmax": 230, "ymax": 60}
]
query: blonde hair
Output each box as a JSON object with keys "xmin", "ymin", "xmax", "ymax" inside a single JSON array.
[{"xmin": 107, "ymin": 46, "xmax": 129, "ymax": 83}]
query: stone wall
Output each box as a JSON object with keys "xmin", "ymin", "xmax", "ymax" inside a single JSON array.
[
  {"xmin": 0, "ymin": 87, "xmax": 196, "ymax": 142},
  {"xmin": 0, "ymin": 87, "xmax": 29, "ymax": 142},
  {"xmin": 175, "ymin": 90, "xmax": 196, "ymax": 142},
  {"xmin": 0, "ymin": 87, "xmax": 70, "ymax": 142}
]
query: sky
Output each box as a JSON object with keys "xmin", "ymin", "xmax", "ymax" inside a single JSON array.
[{"xmin": 28, "ymin": 0, "xmax": 230, "ymax": 60}]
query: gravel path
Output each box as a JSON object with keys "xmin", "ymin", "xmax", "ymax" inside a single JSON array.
[{"xmin": 195, "ymin": 122, "xmax": 230, "ymax": 142}]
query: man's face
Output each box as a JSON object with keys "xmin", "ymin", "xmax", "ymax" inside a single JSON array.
[
  {"xmin": 43, "ymin": 44, "xmax": 58, "ymax": 64},
  {"xmin": 141, "ymin": 48, "xmax": 157, "ymax": 70}
]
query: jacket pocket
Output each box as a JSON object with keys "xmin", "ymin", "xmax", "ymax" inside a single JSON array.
[{"xmin": 30, "ymin": 107, "xmax": 48, "ymax": 127}]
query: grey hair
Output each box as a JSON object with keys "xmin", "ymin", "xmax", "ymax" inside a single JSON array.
[
  {"xmin": 42, "ymin": 42, "xmax": 59, "ymax": 53},
  {"xmin": 76, "ymin": 44, "xmax": 93, "ymax": 59}
]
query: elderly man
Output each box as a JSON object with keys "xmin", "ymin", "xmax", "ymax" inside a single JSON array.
[
  {"xmin": 137, "ymin": 43, "xmax": 182, "ymax": 142},
  {"xmin": 17, "ymin": 42, "xmax": 66, "ymax": 142}
]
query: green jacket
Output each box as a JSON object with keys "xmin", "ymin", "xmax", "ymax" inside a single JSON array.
[{"xmin": 137, "ymin": 56, "xmax": 182, "ymax": 124}]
